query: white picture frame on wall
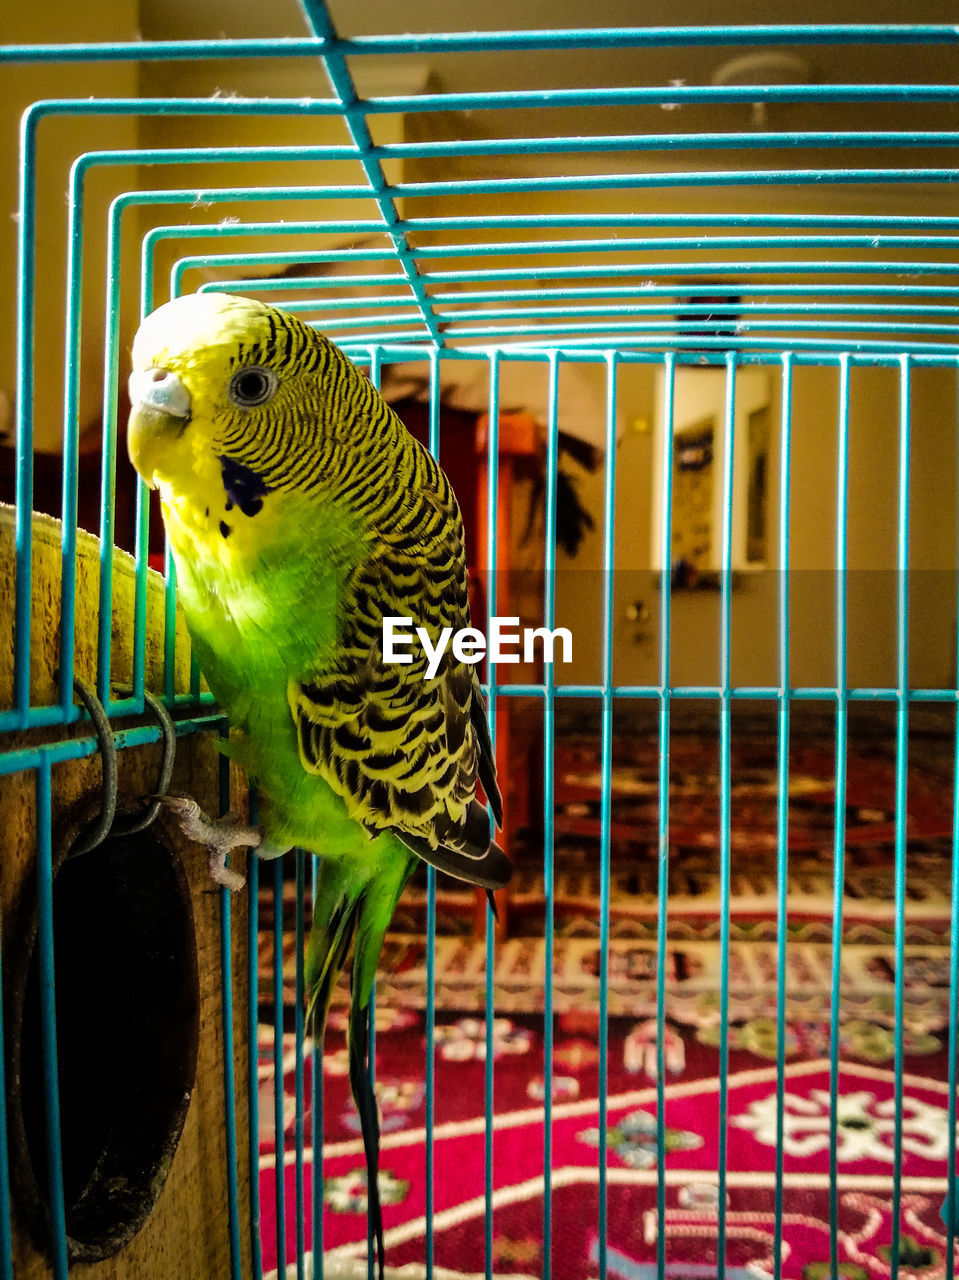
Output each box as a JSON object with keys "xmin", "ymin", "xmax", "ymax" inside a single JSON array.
[{"xmin": 650, "ymin": 365, "xmax": 773, "ymax": 576}]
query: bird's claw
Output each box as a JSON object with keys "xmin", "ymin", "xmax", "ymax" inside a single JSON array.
[
  {"xmin": 208, "ymin": 846, "xmax": 247, "ymax": 892},
  {"xmin": 156, "ymin": 792, "xmax": 259, "ymax": 892}
]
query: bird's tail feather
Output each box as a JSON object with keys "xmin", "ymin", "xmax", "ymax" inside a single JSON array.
[{"xmin": 305, "ymin": 845, "xmax": 415, "ymax": 1280}]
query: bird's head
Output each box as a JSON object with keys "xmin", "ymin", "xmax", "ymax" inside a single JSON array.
[{"xmin": 127, "ymin": 292, "xmax": 365, "ymax": 498}]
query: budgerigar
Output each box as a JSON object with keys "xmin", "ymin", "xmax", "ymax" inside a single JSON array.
[{"xmin": 126, "ymin": 292, "xmax": 510, "ymax": 1278}]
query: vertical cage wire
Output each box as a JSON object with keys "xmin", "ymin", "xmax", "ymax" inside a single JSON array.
[
  {"xmin": 219, "ymin": 736, "xmax": 244, "ymax": 1280},
  {"xmin": 364, "ymin": 352, "xmax": 382, "ymax": 1280},
  {"xmin": 828, "ymin": 354, "xmax": 852, "ymax": 1275},
  {"xmin": 655, "ymin": 353, "xmax": 675, "ymax": 1280},
  {"xmin": 949, "ymin": 361, "xmax": 959, "ymax": 1274},
  {"xmin": 596, "ymin": 347, "xmax": 619, "ymax": 1280},
  {"xmin": 716, "ymin": 354, "xmax": 737, "ymax": 1266},
  {"xmin": 773, "ymin": 352, "xmax": 793, "ymax": 1280},
  {"xmin": 0, "ymin": 913, "xmax": 11, "ymax": 1280},
  {"xmin": 541, "ymin": 352, "xmax": 560, "ymax": 1279},
  {"xmin": 272, "ymin": 857, "xmax": 288, "ymax": 1275},
  {"xmin": 424, "ymin": 347, "xmax": 441, "ymax": 1280},
  {"xmin": 949, "ymin": 452, "xmax": 959, "ymax": 1280},
  {"xmin": 12, "ymin": 110, "xmax": 38, "ymax": 730},
  {"xmin": 890, "ymin": 356, "xmax": 912, "ymax": 1275},
  {"xmin": 35, "ymin": 760, "xmax": 68, "ymax": 1280},
  {"xmin": 293, "ymin": 848, "xmax": 307, "ymax": 1280},
  {"xmin": 311, "ymin": 839, "xmax": 325, "ymax": 1280},
  {"xmin": 247, "ymin": 794, "xmax": 264, "ymax": 1280},
  {"xmin": 483, "ymin": 349, "xmax": 501, "ymax": 1280}
]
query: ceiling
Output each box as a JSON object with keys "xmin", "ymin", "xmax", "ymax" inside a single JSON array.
[
  {"xmin": 129, "ymin": 0, "xmax": 959, "ymax": 356},
  {"xmin": 140, "ymin": 0, "xmax": 959, "ymax": 97},
  {"xmin": 138, "ymin": 0, "xmax": 959, "ymax": 150}
]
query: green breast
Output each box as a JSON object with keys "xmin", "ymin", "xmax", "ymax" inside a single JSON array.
[{"xmin": 169, "ymin": 488, "xmax": 368, "ymax": 853}]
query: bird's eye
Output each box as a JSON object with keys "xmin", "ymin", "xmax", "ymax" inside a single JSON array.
[{"xmin": 229, "ymin": 366, "xmax": 278, "ymax": 408}]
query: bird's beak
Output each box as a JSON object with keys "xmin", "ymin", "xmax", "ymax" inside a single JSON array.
[{"xmin": 127, "ymin": 367, "xmax": 192, "ymax": 487}]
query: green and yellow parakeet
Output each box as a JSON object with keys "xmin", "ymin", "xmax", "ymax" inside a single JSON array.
[{"xmin": 126, "ymin": 292, "xmax": 510, "ymax": 1278}]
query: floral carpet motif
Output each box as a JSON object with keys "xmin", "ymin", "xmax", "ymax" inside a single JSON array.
[
  {"xmin": 258, "ymin": 1013, "xmax": 959, "ymax": 1279},
  {"xmin": 257, "ymin": 719, "xmax": 959, "ymax": 1276}
]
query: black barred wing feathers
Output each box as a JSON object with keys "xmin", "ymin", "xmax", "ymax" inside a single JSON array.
[{"xmin": 289, "ymin": 477, "xmax": 509, "ymax": 890}]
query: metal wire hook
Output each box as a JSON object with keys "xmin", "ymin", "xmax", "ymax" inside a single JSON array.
[
  {"xmin": 66, "ymin": 683, "xmax": 177, "ymax": 856},
  {"xmin": 109, "ymin": 686, "xmax": 178, "ymax": 837},
  {"xmin": 68, "ymin": 678, "xmax": 118, "ymax": 858}
]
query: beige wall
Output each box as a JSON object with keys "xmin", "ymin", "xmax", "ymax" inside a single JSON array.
[
  {"xmin": 1, "ymin": 3, "xmax": 140, "ymax": 452},
  {"xmin": 136, "ymin": 58, "xmax": 410, "ymax": 313},
  {"xmin": 1, "ymin": 20, "xmax": 413, "ymax": 454},
  {"xmin": 553, "ymin": 361, "xmax": 958, "ymax": 691}
]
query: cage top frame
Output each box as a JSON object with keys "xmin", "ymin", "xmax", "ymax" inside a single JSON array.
[{"xmin": 4, "ymin": 11, "xmax": 959, "ymax": 357}]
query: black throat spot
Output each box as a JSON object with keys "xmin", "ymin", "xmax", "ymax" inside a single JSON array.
[{"xmin": 219, "ymin": 455, "xmax": 271, "ymax": 518}]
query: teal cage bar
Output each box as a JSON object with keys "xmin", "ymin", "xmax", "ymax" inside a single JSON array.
[{"xmin": 1, "ymin": 8, "xmax": 959, "ymax": 1280}]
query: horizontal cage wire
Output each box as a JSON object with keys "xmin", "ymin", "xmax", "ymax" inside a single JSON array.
[{"xmin": 1, "ymin": 7, "xmax": 959, "ymax": 1280}]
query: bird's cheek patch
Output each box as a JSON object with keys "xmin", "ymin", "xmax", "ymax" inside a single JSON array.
[{"xmin": 219, "ymin": 455, "xmax": 272, "ymax": 518}]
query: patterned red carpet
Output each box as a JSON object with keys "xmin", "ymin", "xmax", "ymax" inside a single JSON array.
[
  {"xmin": 258, "ymin": 716, "xmax": 959, "ymax": 1278},
  {"xmin": 258, "ymin": 1013, "xmax": 958, "ymax": 1278}
]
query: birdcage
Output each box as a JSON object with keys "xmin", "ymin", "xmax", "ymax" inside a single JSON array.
[{"xmin": 2, "ymin": 5, "xmax": 959, "ymax": 1279}]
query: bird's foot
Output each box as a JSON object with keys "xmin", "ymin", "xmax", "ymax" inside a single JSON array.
[{"xmin": 157, "ymin": 794, "xmax": 260, "ymax": 891}]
